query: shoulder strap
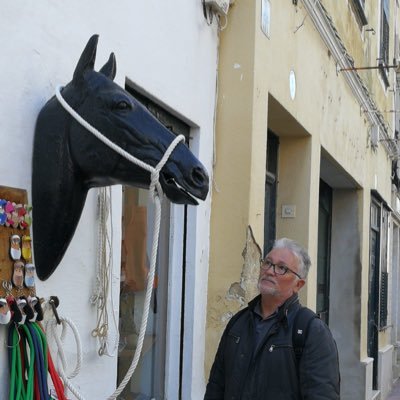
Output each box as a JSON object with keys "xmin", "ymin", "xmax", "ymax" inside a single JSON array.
[{"xmin": 292, "ymin": 307, "xmax": 318, "ymax": 364}]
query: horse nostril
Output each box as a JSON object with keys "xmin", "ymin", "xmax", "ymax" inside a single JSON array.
[{"xmin": 191, "ymin": 167, "xmax": 207, "ymax": 186}]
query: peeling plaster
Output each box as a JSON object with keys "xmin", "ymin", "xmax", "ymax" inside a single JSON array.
[
  {"xmin": 221, "ymin": 311, "xmax": 234, "ymax": 323},
  {"xmin": 207, "ymin": 226, "xmax": 262, "ymax": 336},
  {"xmin": 227, "ymin": 225, "xmax": 262, "ymax": 307}
]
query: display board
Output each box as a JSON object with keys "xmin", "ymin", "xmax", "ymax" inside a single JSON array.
[{"xmin": 0, "ymin": 185, "xmax": 34, "ymax": 297}]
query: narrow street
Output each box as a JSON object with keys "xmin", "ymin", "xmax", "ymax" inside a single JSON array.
[{"xmin": 388, "ymin": 379, "xmax": 400, "ymax": 400}]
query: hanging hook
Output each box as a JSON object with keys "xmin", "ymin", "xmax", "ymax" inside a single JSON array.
[
  {"xmin": 49, "ymin": 296, "xmax": 61, "ymax": 325},
  {"xmin": 18, "ymin": 296, "xmax": 35, "ymax": 321},
  {"xmin": 29, "ymin": 296, "xmax": 44, "ymax": 322}
]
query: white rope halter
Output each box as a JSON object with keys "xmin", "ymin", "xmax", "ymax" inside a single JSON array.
[
  {"xmin": 54, "ymin": 84, "xmax": 185, "ymax": 399},
  {"xmin": 55, "ymin": 84, "xmax": 184, "ymax": 202}
]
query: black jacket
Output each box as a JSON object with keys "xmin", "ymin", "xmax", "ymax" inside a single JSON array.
[{"xmin": 204, "ymin": 294, "xmax": 340, "ymax": 400}]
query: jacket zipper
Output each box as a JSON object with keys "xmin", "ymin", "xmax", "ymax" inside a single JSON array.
[
  {"xmin": 268, "ymin": 344, "xmax": 293, "ymax": 352},
  {"xmin": 253, "ymin": 324, "xmax": 279, "ymax": 360}
]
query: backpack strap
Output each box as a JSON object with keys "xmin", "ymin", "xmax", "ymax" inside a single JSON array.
[{"xmin": 292, "ymin": 307, "xmax": 319, "ymax": 365}]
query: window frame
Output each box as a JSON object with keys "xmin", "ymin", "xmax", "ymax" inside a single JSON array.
[
  {"xmin": 369, "ymin": 194, "xmax": 390, "ymax": 332},
  {"xmin": 379, "ymin": 0, "xmax": 390, "ymax": 88},
  {"xmin": 119, "ymin": 82, "xmax": 191, "ymax": 399},
  {"xmin": 350, "ymin": 0, "xmax": 368, "ymax": 27}
]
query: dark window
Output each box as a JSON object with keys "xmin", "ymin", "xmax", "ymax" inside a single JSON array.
[
  {"xmin": 368, "ymin": 199, "xmax": 380, "ymax": 390},
  {"xmin": 379, "ymin": 0, "xmax": 390, "ymax": 87},
  {"xmin": 264, "ymin": 130, "xmax": 279, "ymax": 256},
  {"xmin": 368, "ymin": 195, "xmax": 391, "ymax": 389},
  {"xmin": 317, "ymin": 180, "xmax": 332, "ymax": 325},
  {"xmin": 118, "ymin": 82, "xmax": 190, "ymax": 399},
  {"xmin": 379, "ymin": 208, "xmax": 389, "ymax": 329},
  {"xmin": 350, "ymin": 0, "xmax": 368, "ymax": 27},
  {"xmin": 380, "ymin": 271, "xmax": 388, "ymax": 328}
]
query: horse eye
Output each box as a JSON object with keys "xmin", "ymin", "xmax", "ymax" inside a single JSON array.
[{"xmin": 115, "ymin": 100, "xmax": 131, "ymax": 111}]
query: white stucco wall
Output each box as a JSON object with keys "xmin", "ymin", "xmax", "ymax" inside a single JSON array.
[{"xmin": 0, "ymin": 2, "xmax": 217, "ymax": 398}]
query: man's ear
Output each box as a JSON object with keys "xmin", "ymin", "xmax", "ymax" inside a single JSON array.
[{"xmin": 294, "ymin": 278, "xmax": 306, "ymax": 292}]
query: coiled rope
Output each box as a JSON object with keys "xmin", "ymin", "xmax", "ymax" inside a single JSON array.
[
  {"xmin": 54, "ymin": 84, "xmax": 185, "ymax": 399},
  {"xmin": 45, "ymin": 315, "xmax": 83, "ymax": 399}
]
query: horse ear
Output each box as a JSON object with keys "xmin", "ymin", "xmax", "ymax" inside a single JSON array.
[
  {"xmin": 99, "ymin": 53, "xmax": 117, "ymax": 81},
  {"xmin": 73, "ymin": 34, "xmax": 99, "ymax": 83}
]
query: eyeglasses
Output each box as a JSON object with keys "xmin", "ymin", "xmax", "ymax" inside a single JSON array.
[{"xmin": 260, "ymin": 259, "xmax": 303, "ymax": 279}]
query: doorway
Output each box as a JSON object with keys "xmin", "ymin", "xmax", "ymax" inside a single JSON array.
[
  {"xmin": 117, "ymin": 83, "xmax": 190, "ymax": 399},
  {"xmin": 368, "ymin": 199, "xmax": 381, "ymax": 390},
  {"xmin": 264, "ymin": 130, "xmax": 279, "ymax": 255},
  {"xmin": 317, "ymin": 179, "xmax": 332, "ymax": 325}
]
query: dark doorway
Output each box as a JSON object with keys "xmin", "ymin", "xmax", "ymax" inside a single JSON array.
[
  {"xmin": 368, "ymin": 199, "xmax": 380, "ymax": 390},
  {"xmin": 264, "ymin": 130, "xmax": 279, "ymax": 256},
  {"xmin": 317, "ymin": 180, "xmax": 332, "ymax": 325},
  {"xmin": 118, "ymin": 83, "xmax": 190, "ymax": 399}
]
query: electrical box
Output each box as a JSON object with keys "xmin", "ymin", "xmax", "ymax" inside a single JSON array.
[
  {"xmin": 282, "ymin": 204, "xmax": 296, "ymax": 218},
  {"xmin": 204, "ymin": 0, "xmax": 230, "ymax": 16}
]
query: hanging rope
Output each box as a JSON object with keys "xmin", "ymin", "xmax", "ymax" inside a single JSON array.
[
  {"xmin": 45, "ymin": 316, "xmax": 83, "ymax": 380},
  {"xmin": 45, "ymin": 315, "xmax": 84, "ymax": 399},
  {"xmin": 55, "ymin": 84, "xmax": 185, "ymax": 399},
  {"xmin": 91, "ymin": 186, "xmax": 119, "ymax": 357}
]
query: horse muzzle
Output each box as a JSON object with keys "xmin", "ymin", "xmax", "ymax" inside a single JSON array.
[{"xmin": 160, "ymin": 166, "xmax": 209, "ymax": 205}]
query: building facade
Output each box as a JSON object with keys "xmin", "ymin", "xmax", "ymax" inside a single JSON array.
[
  {"xmin": 1, "ymin": 2, "xmax": 218, "ymax": 399},
  {"xmin": 3, "ymin": 1, "xmax": 400, "ymax": 399},
  {"xmin": 206, "ymin": 1, "xmax": 400, "ymax": 399}
]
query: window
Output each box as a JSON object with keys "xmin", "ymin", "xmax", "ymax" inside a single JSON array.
[
  {"xmin": 379, "ymin": 0, "xmax": 390, "ymax": 87},
  {"xmin": 379, "ymin": 207, "xmax": 389, "ymax": 329},
  {"xmin": 264, "ymin": 130, "xmax": 279, "ymax": 255},
  {"xmin": 368, "ymin": 195, "xmax": 390, "ymax": 387},
  {"xmin": 118, "ymin": 84, "xmax": 190, "ymax": 399},
  {"xmin": 369, "ymin": 198, "xmax": 389, "ymax": 330},
  {"xmin": 119, "ymin": 187, "xmax": 169, "ymax": 399},
  {"xmin": 350, "ymin": 0, "xmax": 368, "ymax": 28},
  {"xmin": 368, "ymin": 199, "xmax": 380, "ymax": 389},
  {"xmin": 380, "ymin": 271, "xmax": 389, "ymax": 328},
  {"xmin": 317, "ymin": 180, "xmax": 332, "ymax": 325}
]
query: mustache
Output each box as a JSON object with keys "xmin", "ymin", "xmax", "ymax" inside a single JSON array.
[{"xmin": 259, "ymin": 276, "xmax": 276, "ymax": 285}]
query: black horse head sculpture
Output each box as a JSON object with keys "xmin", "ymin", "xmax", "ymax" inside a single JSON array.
[{"xmin": 32, "ymin": 35, "xmax": 209, "ymax": 280}]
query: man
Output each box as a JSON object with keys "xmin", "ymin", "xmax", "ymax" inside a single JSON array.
[{"xmin": 204, "ymin": 238, "xmax": 340, "ymax": 399}]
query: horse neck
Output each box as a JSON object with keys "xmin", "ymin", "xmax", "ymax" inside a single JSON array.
[{"xmin": 33, "ymin": 96, "xmax": 90, "ymax": 278}]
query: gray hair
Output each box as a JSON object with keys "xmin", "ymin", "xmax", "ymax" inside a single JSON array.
[{"xmin": 272, "ymin": 238, "xmax": 311, "ymax": 279}]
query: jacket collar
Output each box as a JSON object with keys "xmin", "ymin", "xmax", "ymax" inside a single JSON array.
[{"xmin": 249, "ymin": 293, "xmax": 300, "ymax": 325}]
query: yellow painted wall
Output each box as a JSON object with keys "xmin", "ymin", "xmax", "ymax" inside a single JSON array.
[
  {"xmin": 205, "ymin": 0, "xmax": 398, "ymax": 386},
  {"xmin": 205, "ymin": 0, "xmax": 262, "ymax": 372}
]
